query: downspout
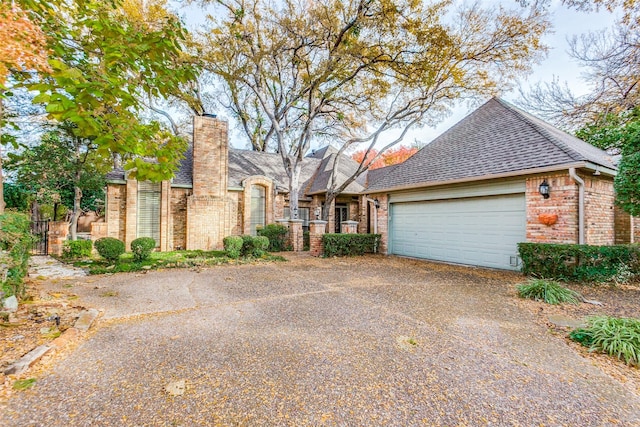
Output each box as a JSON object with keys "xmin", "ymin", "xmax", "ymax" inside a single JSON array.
[
  {"xmin": 364, "ymin": 197, "xmax": 378, "ymax": 234},
  {"xmin": 569, "ymin": 168, "xmax": 585, "ymax": 244}
]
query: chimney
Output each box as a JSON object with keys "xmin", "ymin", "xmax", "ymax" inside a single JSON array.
[{"xmin": 192, "ymin": 115, "xmax": 228, "ymax": 198}]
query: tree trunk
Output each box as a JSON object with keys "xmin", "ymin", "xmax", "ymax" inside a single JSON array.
[
  {"xmin": 69, "ymin": 184, "xmax": 82, "ymax": 240},
  {"xmin": 322, "ymin": 191, "xmax": 336, "ymax": 222},
  {"xmin": 287, "ymin": 160, "xmax": 302, "ymax": 218}
]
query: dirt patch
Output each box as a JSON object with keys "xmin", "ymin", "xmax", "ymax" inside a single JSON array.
[
  {"xmin": 0, "ymin": 277, "xmax": 87, "ymax": 397},
  {"xmin": 514, "ymin": 279, "xmax": 640, "ymax": 395}
]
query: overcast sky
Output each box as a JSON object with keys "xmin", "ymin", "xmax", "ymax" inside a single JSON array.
[{"xmin": 174, "ymin": 0, "xmax": 619, "ymax": 149}]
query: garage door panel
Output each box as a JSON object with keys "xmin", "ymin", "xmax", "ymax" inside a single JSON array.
[{"xmin": 390, "ymin": 194, "xmax": 525, "ymax": 270}]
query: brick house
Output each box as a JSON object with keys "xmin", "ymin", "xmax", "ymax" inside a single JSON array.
[
  {"xmin": 99, "ymin": 114, "xmax": 368, "ymax": 251},
  {"xmin": 97, "ymin": 98, "xmax": 638, "ymax": 270},
  {"xmin": 365, "ymin": 98, "xmax": 639, "ymax": 270}
]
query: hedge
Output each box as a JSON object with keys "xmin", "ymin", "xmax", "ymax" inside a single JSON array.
[
  {"xmin": 322, "ymin": 234, "xmax": 381, "ymax": 257},
  {"xmin": 62, "ymin": 239, "xmax": 93, "ymax": 260},
  {"xmin": 223, "ymin": 236, "xmax": 243, "ymax": 259},
  {"xmin": 518, "ymin": 242, "xmax": 640, "ymax": 282},
  {"xmin": 0, "ymin": 213, "xmax": 33, "ymax": 297},
  {"xmin": 257, "ymin": 224, "xmax": 290, "ymax": 251}
]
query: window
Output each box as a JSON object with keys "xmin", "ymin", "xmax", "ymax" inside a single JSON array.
[
  {"xmin": 250, "ymin": 185, "xmax": 266, "ymax": 235},
  {"xmin": 284, "ymin": 207, "xmax": 310, "ymax": 231},
  {"xmin": 137, "ymin": 181, "xmax": 161, "ymax": 246}
]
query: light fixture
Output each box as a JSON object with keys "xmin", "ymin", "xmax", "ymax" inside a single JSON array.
[
  {"xmin": 374, "ymin": 198, "xmax": 380, "ymax": 209},
  {"xmin": 539, "ymin": 180, "xmax": 550, "ymax": 199}
]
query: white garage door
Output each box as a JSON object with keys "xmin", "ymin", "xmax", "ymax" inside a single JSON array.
[{"xmin": 389, "ymin": 194, "xmax": 526, "ymax": 270}]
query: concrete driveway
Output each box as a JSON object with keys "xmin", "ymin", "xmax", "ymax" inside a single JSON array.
[{"xmin": 3, "ymin": 255, "xmax": 639, "ymax": 426}]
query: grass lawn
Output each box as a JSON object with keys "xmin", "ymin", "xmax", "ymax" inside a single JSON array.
[{"xmin": 70, "ymin": 250, "xmax": 286, "ymax": 274}]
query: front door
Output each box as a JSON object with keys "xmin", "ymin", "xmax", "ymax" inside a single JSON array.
[{"xmin": 335, "ymin": 204, "xmax": 348, "ymax": 233}]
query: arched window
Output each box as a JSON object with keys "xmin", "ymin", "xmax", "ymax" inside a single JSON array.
[{"xmin": 250, "ymin": 185, "xmax": 266, "ymax": 235}]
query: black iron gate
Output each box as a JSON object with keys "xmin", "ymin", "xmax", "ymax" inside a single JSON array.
[{"xmin": 31, "ymin": 220, "xmax": 49, "ymax": 255}]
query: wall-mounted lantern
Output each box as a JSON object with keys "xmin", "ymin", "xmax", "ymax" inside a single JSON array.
[
  {"xmin": 374, "ymin": 198, "xmax": 380, "ymax": 209},
  {"xmin": 539, "ymin": 180, "xmax": 550, "ymax": 199}
]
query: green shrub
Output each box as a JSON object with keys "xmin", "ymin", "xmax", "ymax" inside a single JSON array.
[
  {"xmin": 130, "ymin": 237, "xmax": 156, "ymax": 262},
  {"xmin": 518, "ymin": 243, "xmax": 640, "ymax": 283},
  {"xmin": 322, "ymin": 234, "xmax": 381, "ymax": 257},
  {"xmin": 223, "ymin": 236, "xmax": 243, "ymax": 259},
  {"xmin": 0, "ymin": 213, "xmax": 33, "ymax": 297},
  {"xmin": 241, "ymin": 235, "xmax": 255, "ymax": 257},
  {"xmin": 257, "ymin": 224, "xmax": 290, "ymax": 251},
  {"xmin": 570, "ymin": 316, "xmax": 640, "ymax": 366},
  {"xmin": 516, "ymin": 279, "xmax": 582, "ymax": 305},
  {"xmin": 62, "ymin": 239, "xmax": 93, "ymax": 260},
  {"xmin": 94, "ymin": 237, "xmax": 125, "ymax": 263},
  {"xmin": 253, "ymin": 236, "xmax": 269, "ymax": 257}
]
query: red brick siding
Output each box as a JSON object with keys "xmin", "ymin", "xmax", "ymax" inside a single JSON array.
[
  {"xmin": 584, "ymin": 176, "xmax": 615, "ymax": 245},
  {"xmin": 526, "ymin": 174, "xmax": 579, "ymax": 243}
]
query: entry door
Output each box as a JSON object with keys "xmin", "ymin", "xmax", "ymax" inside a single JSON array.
[{"xmin": 335, "ymin": 204, "xmax": 348, "ymax": 233}]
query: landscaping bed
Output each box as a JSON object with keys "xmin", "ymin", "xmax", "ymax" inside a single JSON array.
[{"xmin": 514, "ymin": 279, "xmax": 640, "ymax": 395}]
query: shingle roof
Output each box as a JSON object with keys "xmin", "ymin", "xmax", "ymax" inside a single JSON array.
[
  {"xmin": 366, "ymin": 98, "xmax": 617, "ymax": 192},
  {"xmin": 306, "ymin": 146, "xmax": 367, "ymax": 194},
  {"xmin": 228, "ymin": 149, "xmax": 321, "ymax": 192}
]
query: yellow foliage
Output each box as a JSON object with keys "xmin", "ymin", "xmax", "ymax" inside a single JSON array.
[{"xmin": 0, "ymin": 3, "xmax": 51, "ymax": 84}]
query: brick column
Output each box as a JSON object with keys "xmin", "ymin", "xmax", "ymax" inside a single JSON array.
[
  {"xmin": 47, "ymin": 221, "xmax": 69, "ymax": 256},
  {"xmin": 90, "ymin": 222, "xmax": 107, "ymax": 255},
  {"xmin": 288, "ymin": 219, "xmax": 304, "ymax": 252},
  {"xmin": 309, "ymin": 220, "xmax": 327, "ymax": 257},
  {"xmin": 125, "ymin": 178, "xmax": 138, "ymax": 250},
  {"xmin": 341, "ymin": 220, "xmax": 358, "ymax": 234}
]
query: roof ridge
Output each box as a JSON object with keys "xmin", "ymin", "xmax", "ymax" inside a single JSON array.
[{"xmin": 494, "ymin": 98, "xmax": 585, "ymax": 162}]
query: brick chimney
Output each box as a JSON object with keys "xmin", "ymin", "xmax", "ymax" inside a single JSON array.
[{"xmin": 192, "ymin": 114, "xmax": 228, "ymax": 197}]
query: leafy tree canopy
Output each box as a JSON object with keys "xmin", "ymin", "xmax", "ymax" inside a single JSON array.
[{"xmin": 11, "ymin": 0, "xmax": 199, "ymax": 181}]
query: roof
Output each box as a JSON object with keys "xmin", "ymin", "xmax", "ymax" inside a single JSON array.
[
  {"xmin": 228, "ymin": 149, "xmax": 321, "ymax": 192},
  {"xmin": 305, "ymin": 146, "xmax": 367, "ymax": 194},
  {"xmin": 366, "ymin": 98, "xmax": 618, "ymax": 192}
]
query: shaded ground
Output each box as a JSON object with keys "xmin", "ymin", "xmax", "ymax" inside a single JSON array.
[{"xmin": 1, "ymin": 254, "xmax": 639, "ymax": 426}]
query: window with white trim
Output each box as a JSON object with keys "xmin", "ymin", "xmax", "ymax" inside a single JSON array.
[
  {"xmin": 137, "ymin": 181, "xmax": 161, "ymax": 246},
  {"xmin": 250, "ymin": 185, "xmax": 266, "ymax": 235}
]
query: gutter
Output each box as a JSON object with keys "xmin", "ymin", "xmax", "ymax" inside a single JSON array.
[
  {"xmin": 569, "ymin": 167, "xmax": 585, "ymax": 244},
  {"xmin": 361, "ymin": 162, "xmax": 592, "ymax": 195}
]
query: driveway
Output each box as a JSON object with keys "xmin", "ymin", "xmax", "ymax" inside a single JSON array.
[{"xmin": 2, "ymin": 255, "xmax": 639, "ymax": 426}]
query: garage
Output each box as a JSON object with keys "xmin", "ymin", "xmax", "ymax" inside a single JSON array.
[{"xmin": 389, "ymin": 193, "xmax": 526, "ymax": 270}]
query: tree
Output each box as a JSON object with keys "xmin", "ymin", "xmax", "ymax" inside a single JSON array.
[
  {"xmin": 519, "ymin": 0, "xmax": 640, "ymax": 128},
  {"xmin": 351, "ymin": 145, "xmax": 419, "ymax": 170},
  {"xmin": 201, "ymin": 0, "xmax": 550, "ymax": 219},
  {"xmin": 576, "ymin": 108, "xmax": 640, "ymax": 215},
  {"xmin": 5, "ymin": 127, "xmax": 110, "ymax": 238},
  {"xmin": 0, "ymin": 1, "xmax": 51, "ymax": 214},
  {"xmin": 11, "ymin": 0, "xmax": 198, "ymax": 183}
]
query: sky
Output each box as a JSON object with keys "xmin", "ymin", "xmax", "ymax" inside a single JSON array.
[{"xmin": 173, "ymin": 0, "xmax": 619, "ymax": 150}]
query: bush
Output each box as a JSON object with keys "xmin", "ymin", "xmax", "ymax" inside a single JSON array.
[
  {"xmin": 223, "ymin": 236, "xmax": 243, "ymax": 259},
  {"xmin": 322, "ymin": 234, "xmax": 381, "ymax": 257},
  {"xmin": 570, "ymin": 316, "xmax": 640, "ymax": 366},
  {"xmin": 516, "ymin": 279, "xmax": 582, "ymax": 305},
  {"xmin": 257, "ymin": 224, "xmax": 290, "ymax": 251},
  {"xmin": 253, "ymin": 236, "xmax": 269, "ymax": 256},
  {"xmin": 518, "ymin": 243, "xmax": 640, "ymax": 283},
  {"xmin": 62, "ymin": 239, "xmax": 93, "ymax": 260},
  {"xmin": 0, "ymin": 213, "xmax": 33, "ymax": 297},
  {"xmin": 94, "ymin": 237, "xmax": 125, "ymax": 263},
  {"xmin": 130, "ymin": 237, "xmax": 156, "ymax": 262}
]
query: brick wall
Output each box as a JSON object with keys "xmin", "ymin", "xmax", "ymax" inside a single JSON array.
[
  {"xmin": 526, "ymin": 174, "xmax": 579, "ymax": 244},
  {"xmin": 614, "ymin": 205, "xmax": 631, "ymax": 244},
  {"xmin": 526, "ymin": 172, "xmax": 616, "ymax": 245},
  {"xmin": 171, "ymin": 188, "xmax": 191, "ymax": 250},
  {"xmin": 309, "ymin": 220, "xmax": 327, "ymax": 256},
  {"xmin": 106, "ymin": 184, "xmax": 126, "ymax": 242},
  {"xmin": 124, "ymin": 178, "xmax": 138, "ymax": 250},
  {"xmin": 634, "ymin": 217, "xmax": 640, "ymax": 243},
  {"xmin": 584, "ymin": 175, "xmax": 615, "ymax": 245},
  {"xmin": 192, "ymin": 115, "xmax": 228, "ymax": 198}
]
